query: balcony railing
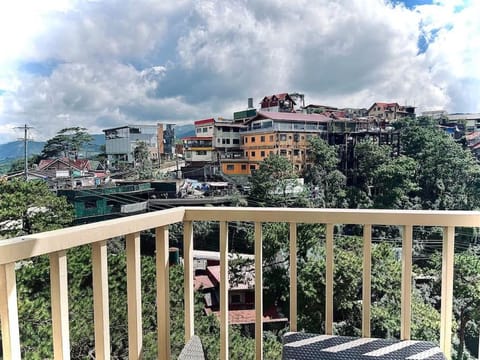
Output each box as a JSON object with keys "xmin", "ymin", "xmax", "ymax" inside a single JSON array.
[{"xmin": 1, "ymin": 207, "xmax": 479, "ymax": 359}]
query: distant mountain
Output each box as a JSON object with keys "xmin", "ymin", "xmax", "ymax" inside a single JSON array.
[
  {"xmin": 0, "ymin": 141, "xmax": 45, "ymax": 161},
  {"xmin": 175, "ymin": 124, "xmax": 195, "ymax": 138},
  {"xmin": 0, "ymin": 134, "xmax": 106, "ymax": 161},
  {"xmin": 0, "ymin": 127, "xmax": 193, "ymax": 162}
]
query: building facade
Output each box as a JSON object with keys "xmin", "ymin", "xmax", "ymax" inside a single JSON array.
[{"xmin": 103, "ymin": 123, "xmax": 175, "ymax": 168}]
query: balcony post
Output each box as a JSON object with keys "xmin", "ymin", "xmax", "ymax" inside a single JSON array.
[
  {"xmin": 362, "ymin": 224, "xmax": 372, "ymax": 338},
  {"xmin": 126, "ymin": 232, "xmax": 143, "ymax": 359},
  {"xmin": 440, "ymin": 226, "xmax": 455, "ymax": 358},
  {"xmin": 92, "ymin": 240, "xmax": 111, "ymax": 359},
  {"xmin": 156, "ymin": 226, "xmax": 170, "ymax": 360},
  {"xmin": 255, "ymin": 222, "xmax": 263, "ymax": 360},
  {"xmin": 401, "ymin": 225, "xmax": 413, "ymax": 340},
  {"xmin": 219, "ymin": 221, "xmax": 229, "ymax": 360},
  {"xmin": 49, "ymin": 250, "xmax": 71, "ymax": 360},
  {"xmin": 325, "ymin": 223, "xmax": 334, "ymax": 335},
  {"xmin": 289, "ymin": 222, "xmax": 297, "ymax": 332},
  {"xmin": 0, "ymin": 263, "xmax": 21, "ymax": 359},
  {"xmin": 184, "ymin": 221, "xmax": 194, "ymax": 342}
]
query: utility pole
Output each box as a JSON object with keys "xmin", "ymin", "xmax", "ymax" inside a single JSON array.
[{"xmin": 15, "ymin": 124, "xmax": 32, "ymax": 180}]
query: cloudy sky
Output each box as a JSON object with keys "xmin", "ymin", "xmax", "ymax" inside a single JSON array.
[{"xmin": 0, "ymin": 0, "xmax": 478, "ymax": 143}]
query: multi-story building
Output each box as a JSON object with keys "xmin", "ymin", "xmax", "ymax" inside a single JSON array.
[
  {"xmin": 221, "ymin": 111, "xmax": 330, "ymax": 175},
  {"xmin": 259, "ymin": 93, "xmax": 297, "ymax": 113},
  {"xmin": 182, "ymin": 118, "xmax": 216, "ymax": 178},
  {"xmin": 367, "ymin": 102, "xmax": 415, "ymax": 121},
  {"xmin": 447, "ymin": 113, "xmax": 480, "ymax": 133},
  {"xmin": 103, "ymin": 123, "xmax": 175, "ymax": 168},
  {"xmin": 213, "ymin": 119, "xmax": 246, "ymax": 163}
]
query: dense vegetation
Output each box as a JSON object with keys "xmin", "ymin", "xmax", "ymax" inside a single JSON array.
[{"xmin": 1, "ymin": 117, "xmax": 480, "ymax": 359}]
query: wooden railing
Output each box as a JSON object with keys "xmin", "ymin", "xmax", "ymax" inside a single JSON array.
[{"xmin": 1, "ymin": 207, "xmax": 479, "ymax": 360}]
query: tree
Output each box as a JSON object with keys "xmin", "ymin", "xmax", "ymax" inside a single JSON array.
[
  {"xmin": 249, "ymin": 155, "xmax": 307, "ymax": 207},
  {"xmin": 303, "ymin": 137, "xmax": 347, "ymax": 208},
  {"xmin": 40, "ymin": 127, "xmax": 93, "ymax": 160},
  {"xmin": 133, "ymin": 141, "xmax": 153, "ymax": 179},
  {"xmin": 0, "ymin": 179, "xmax": 74, "ymax": 239}
]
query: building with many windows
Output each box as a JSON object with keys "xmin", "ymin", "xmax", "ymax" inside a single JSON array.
[{"xmin": 103, "ymin": 123, "xmax": 175, "ymax": 168}]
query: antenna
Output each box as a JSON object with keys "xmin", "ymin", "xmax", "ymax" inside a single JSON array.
[{"xmin": 15, "ymin": 124, "xmax": 33, "ymax": 180}]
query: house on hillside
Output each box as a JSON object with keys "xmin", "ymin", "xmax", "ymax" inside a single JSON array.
[
  {"xmin": 260, "ymin": 93, "xmax": 297, "ymax": 113},
  {"xmin": 194, "ymin": 258, "xmax": 287, "ymax": 329},
  {"xmin": 367, "ymin": 102, "xmax": 415, "ymax": 121}
]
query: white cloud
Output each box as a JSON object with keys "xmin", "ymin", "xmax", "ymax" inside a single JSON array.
[{"xmin": 0, "ymin": 0, "xmax": 479, "ymax": 143}]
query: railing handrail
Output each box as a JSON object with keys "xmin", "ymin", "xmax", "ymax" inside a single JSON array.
[
  {"xmin": 0, "ymin": 207, "xmax": 185, "ymax": 265},
  {"xmin": 1, "ymin": 206, "xmax": 474, "ymax": 359},
  {"xmin": 3, "ymin": 207, "xmax": 479, "ymax": 265}
]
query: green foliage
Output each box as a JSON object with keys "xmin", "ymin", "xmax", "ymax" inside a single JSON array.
[
  {"xmin": 0, "ymin": 179, "xmax": 74, "ymax": 238},
  {"xmin": 133, "ymin": 141, "xmax": 154, "ymax": 179},
  {"xmin": 41, "ymin": 127, "xmax": 93, "ymax": 160},
  {"xmin": 303, "ymin": 137, "xmax": 347, "ymax": 208},
  {"xmin": 249, "ymin": 154, "xmax": 307, "ymax": 207}
]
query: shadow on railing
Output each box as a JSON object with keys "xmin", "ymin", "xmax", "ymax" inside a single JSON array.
[{"xmin": 2, "ymin": 207, "xmax": 479, "ymax": 359}]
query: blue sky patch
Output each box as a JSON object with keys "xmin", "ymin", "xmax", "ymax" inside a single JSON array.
[
  {"xmin": 417, "ymin": 28, "xmax": 440, "ymax": 55},
  {"xmin": 18, "ymin": 60, "xmax": 62, "ymax": 76},
  {"xmin": 0, "ymin": 89, "xmax": 5, "ymax": 95},
  {"xmin": 397, "ymin": 0, "xmax": 433, "ymax": 9}
]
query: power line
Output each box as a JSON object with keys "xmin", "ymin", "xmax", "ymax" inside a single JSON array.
[{"xmin": 14, "ymin": 124, "xmax": 33, "ymax": 180}]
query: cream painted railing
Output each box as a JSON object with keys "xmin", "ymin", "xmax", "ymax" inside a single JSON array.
[{"xmin": 1, "ymin": 207, "xmax": 479, "ymax": 360}]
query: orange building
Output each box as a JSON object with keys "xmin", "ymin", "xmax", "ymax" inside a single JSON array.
[{"xmin": 221, "ymin": 111, "xmax": 330, "ymax": 175}]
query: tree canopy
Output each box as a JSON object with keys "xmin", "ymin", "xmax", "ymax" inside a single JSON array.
[{"xmin": 40, "ymin": 127, "xmax": 93, "ymax": 160}]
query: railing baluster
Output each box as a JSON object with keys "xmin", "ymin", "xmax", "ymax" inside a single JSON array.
[
  {"xmin": 50, "ymin": 251, "xmax": 70, "ymax": 360},
  {"xmin": 440, "ymin": 226, "xmax": 455, "ymax": 358},
  {"xmin": 255, "ymin": 222, "xmax": 263, "ymax": 360},
  {"xmin": 92, "ymin": 240, "xmax": 110, "ymax": 359},
  {"xmin": 219, "ymin": 221, "xmax": 229, "ymax": 360},
  {"xmin": 0, "ymin": 262, "xmax": 21, "ymax": 359},
  {"xmin": 183, "ymin": 221, "xmax": 194, "ymax": 342},
  {"xmin": 325, "ymin": 223, "xmax": 334, "ymax": 335},
  {"xmin": 362, "ymin": 224, "xmax": 372, "ymax": 338},
  {"xmin": 401, "ymin": 225, "xmax": 413, "ymax": 340},
  {"xmin": 126, "ymin": 232, "xmax": 142, "ymax": 359},
  {"xmin": 289, "ymin": 222, "xmax": 297, "ymax": 332},
  {"xmin": 156, "ymin": 226, "xmax": 170, "ymax": 360}
]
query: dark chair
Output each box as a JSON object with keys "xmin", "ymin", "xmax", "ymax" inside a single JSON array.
[{"xmin": 282, "ymin": 332, "xmax": 446, "ymax": 360}]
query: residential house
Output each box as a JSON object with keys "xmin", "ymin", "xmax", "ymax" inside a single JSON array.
[
  {"xmin": 182, "ymin": 119, "xmax": 216, "ymax": 179},
  {"xmin": 194, "ymin": 256, "xmax": 287, "ymax": 328},
  {"xmin": 260, "ymin": 93, "xmax": 297, "ymax": 113},
  {"xmin": 367, "ymin": 102, "xmax": 415, "ymax": 121}
]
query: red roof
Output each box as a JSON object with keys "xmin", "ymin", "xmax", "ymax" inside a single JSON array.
[
  {"xmin": 194, "ymin": 118, "xmax": 215, "ymax": 126},
  {"xmin": 38, "ymin": 158, "xmax": 90, "ymax": 171},
  {"xmin": 255, "ymin": 111, "xmax": 330, "ymax": 123},
  {"xmin": 194, "ymin": 275, "xmax": 215, "ymax": 290},
  {"xmin": 210, "ymin": 307, "xmax": 288, "ymax": 325}
]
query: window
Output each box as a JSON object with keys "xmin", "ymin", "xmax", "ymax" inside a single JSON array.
[
  {"xmin": 241, "ymin": 164, "xmax": 247, "ymax": 170},
  {"xmin": 245, "ymin": 151, "xmax": 248, "ymax": 157},
  {"xmin": 280, "ymin": 134, "xmax": 287, "ymax": 141},
  {"xmin": 250, "ymin": 165, "xmax": 256, "ymax": 170},
  {"xmin": 260, "ymin": 135, "xmax": 265, "ymax": 142},
  {"xmin": 202, "ymin": 128, "xmax": 208, "ymax": 133},
  {"xmin": 269, "ymin": 135, "xmax": 274, "ymax": 141},
  {"xmin": 217, "ymin": 139, "xmax": 221, "ymax": 143},
  {"xmin": 226, "ymin": 164, "xmax": 234, "ymax": 171},
  {"xmin": 251, "ymin": 136, "xmax": 255, "ymax": 143},
  {"xmin": 293, "ymin": 149, "xmax": 300, "ymax": 156},
  {"xmin": 251, "ymin": 151, "xmax": 256, "ymax": 157},
  {"xmin": 261, "ymin": 151, "xmax": 265, "ymax": 157},
  {"xmin": 196, "ymin": 128, "xmax": 201, "ymax": 133},
  {"xmin": 233, "ymin": 139, "xmax": 240, "ymax": 144},
  {"xmin": 231, "ymin": 294, "xmax": 242, "ymax": 304},
  {"xmin": 196, "ymin": 150, "xmax": 207, "ymax": 155},
  {"xmin": 244, "ymin": 137, "xmax": 248, "ymax": 143},
  {"xmin": 226, "ymin": 139, "xmax": 230, "ymax": 144},
  {"xmin": 280, "ymin": 149, "xmax": 287, "ymax": 155}
]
